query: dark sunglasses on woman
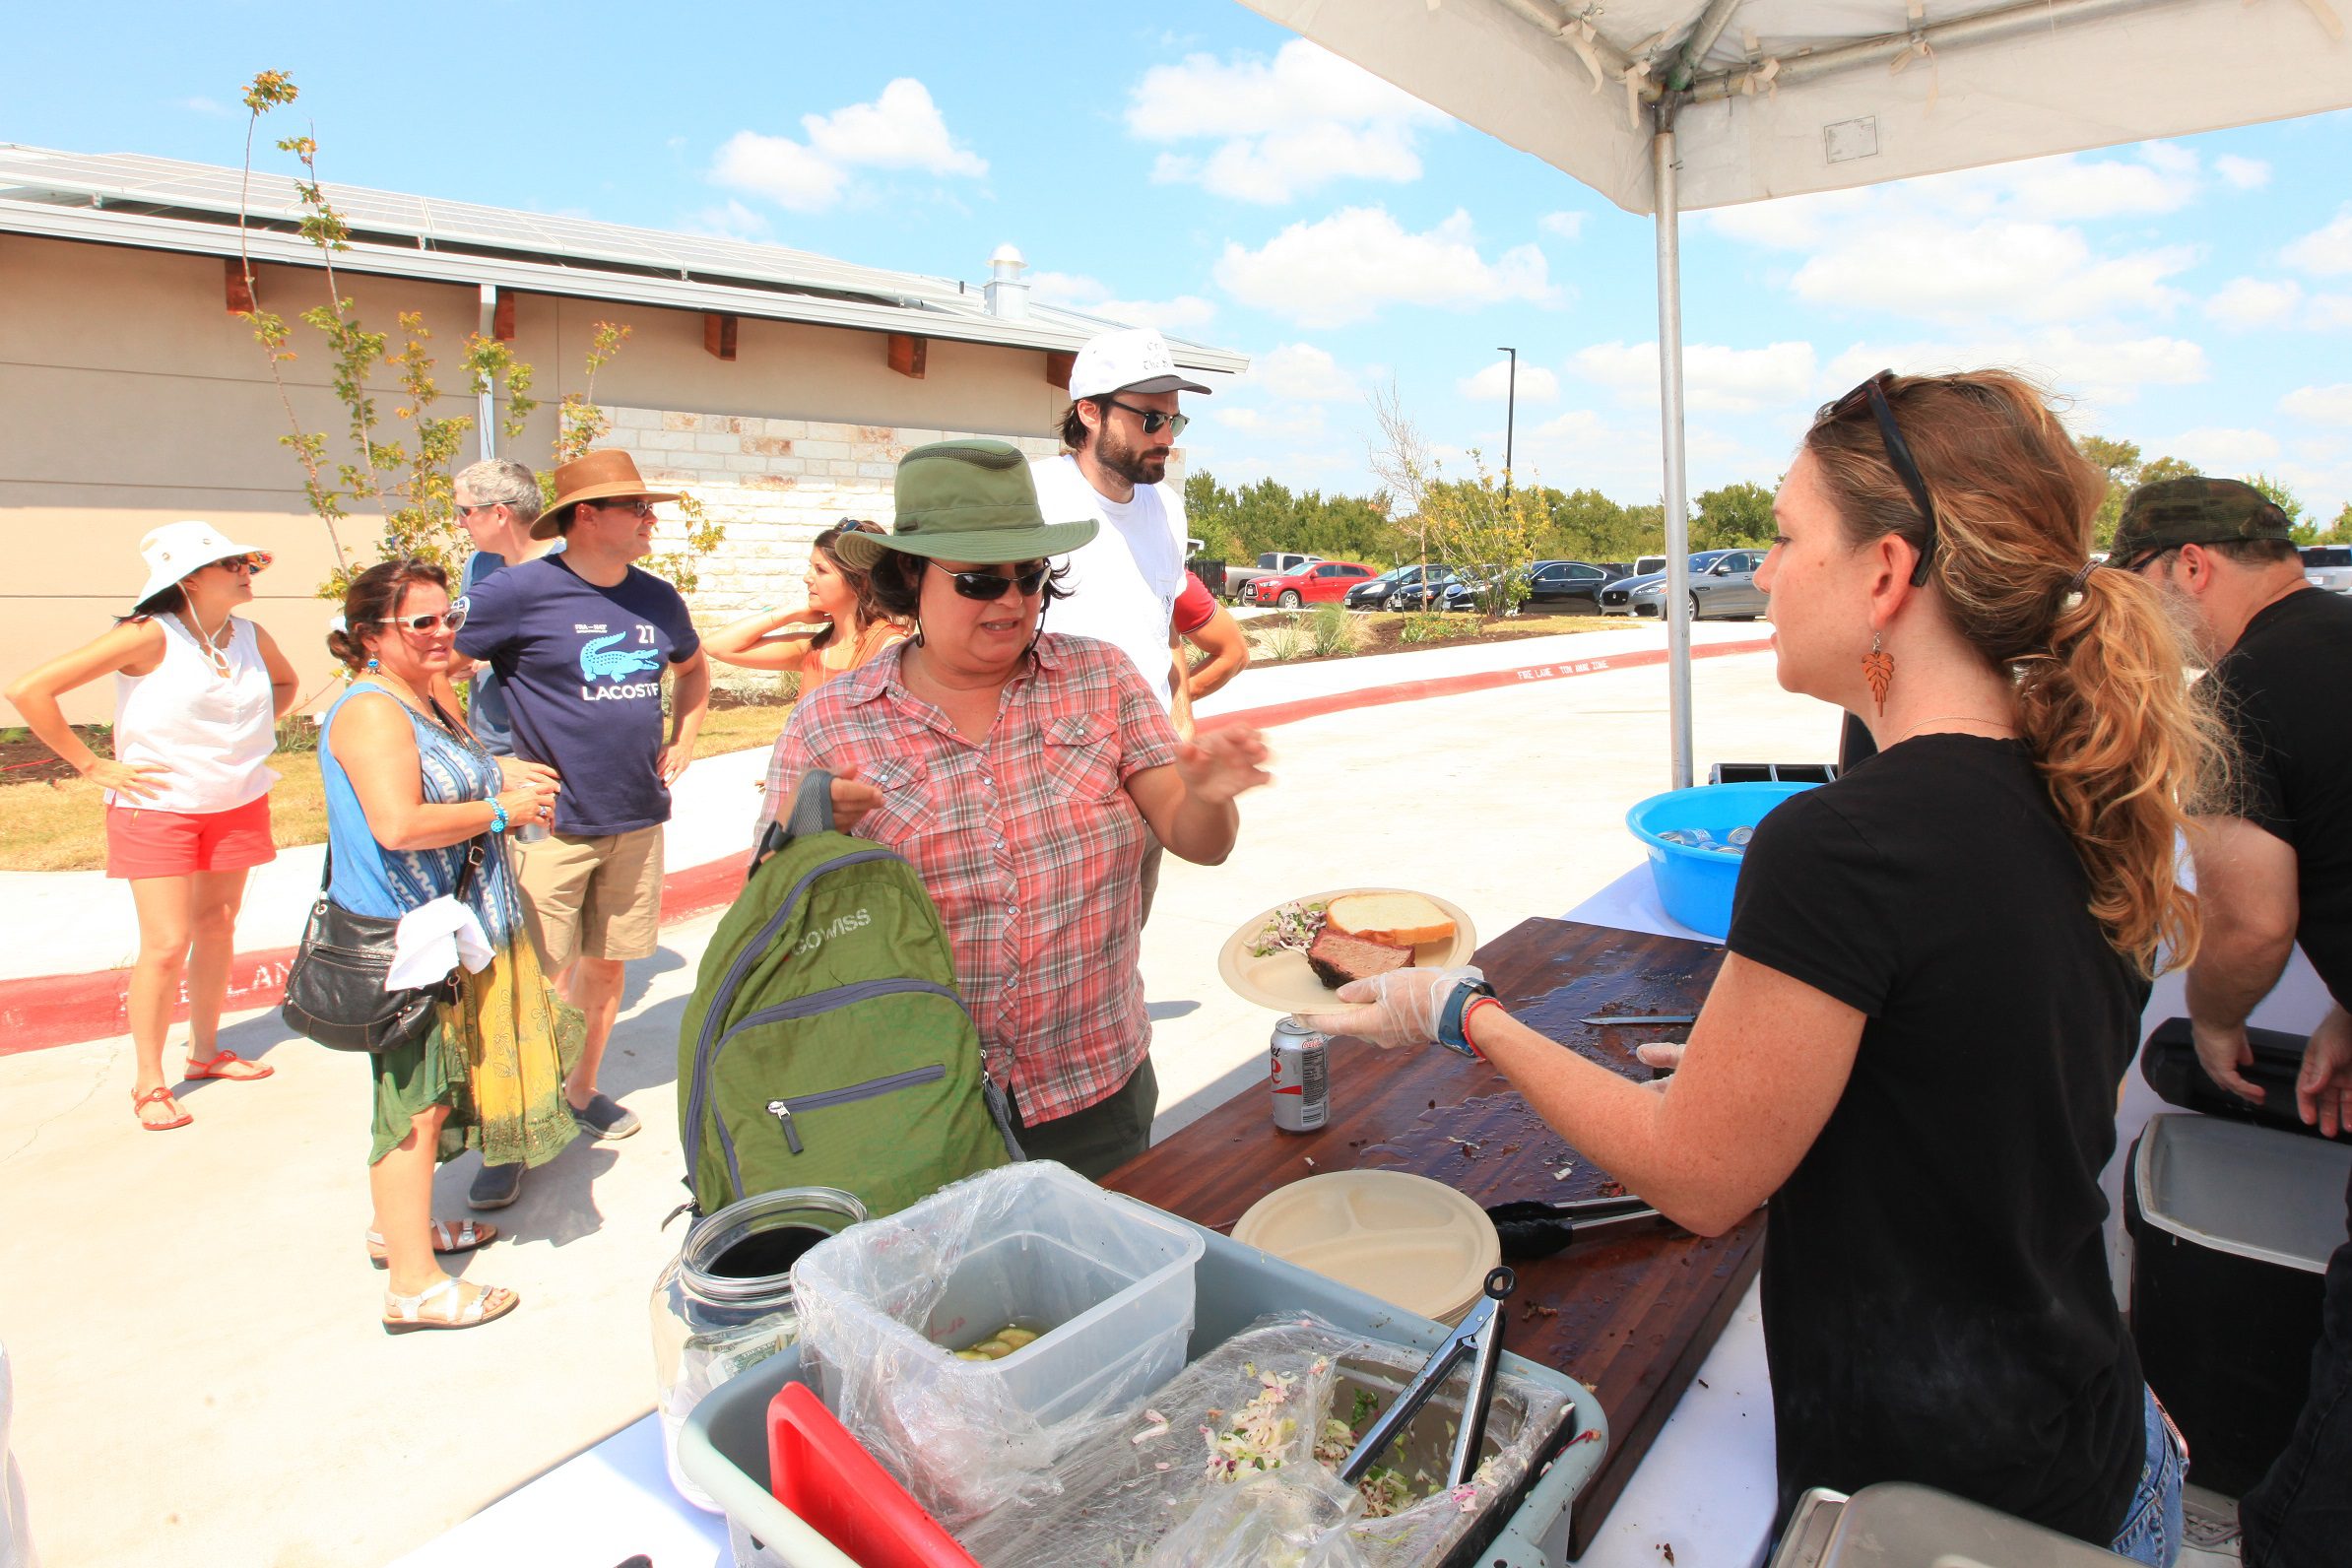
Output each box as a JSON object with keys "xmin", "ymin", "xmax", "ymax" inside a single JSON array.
[
  {"xmin": 375, "ymin": 606, "xmax": 470, "ymax": 634},
  {"xmin": 937, "ymin": 562, "xmax": 1051, "ymax": 601}
]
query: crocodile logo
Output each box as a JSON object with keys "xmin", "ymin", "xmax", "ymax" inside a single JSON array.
[{"xmin": 579, "ymin": 631, "xmax": 662, "ymax": 683}]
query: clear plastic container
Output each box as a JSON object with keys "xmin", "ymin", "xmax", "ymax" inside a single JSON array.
[{"xmin": 650, "ymin": 1186, "xmax": 868, "ymax": 1510}]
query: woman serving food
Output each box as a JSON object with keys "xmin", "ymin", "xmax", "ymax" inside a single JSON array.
[
  {"xmin": 765, "ymin": 439, "xmax": 1272, "ymax": 1179},
  {"xmin": 1304, "ymin": 370, "xmax": 2225, "ymax": 1567}
]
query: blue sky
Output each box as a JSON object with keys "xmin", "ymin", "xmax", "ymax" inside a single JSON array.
[{"xmin": 17, "ymin": 2, "xmax": 2352, "ymax": 517}]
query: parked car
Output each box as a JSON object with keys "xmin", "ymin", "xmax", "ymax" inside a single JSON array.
[
  {"xmin": 2304, "ymin": 545, "xmax": 2352, "ymax": 594},
  {"xmin": 1602, "ymin": 548, "xmax": 1768, "ymax": 621},
  {"xmin": 1241, "ymin": 559, "xmax": 1375, "ymax": 608},
  {"xmin": 1223, "ymin": 551, "xmax": 1323, "ymax": 602},
  {"xmin": 1606, "ymin": 555, "xmax": 1667, "ymax": 585},
  {"xmin": 1389, "ymin": 565, "xmax": 1465, "ymax": 611},
  {"xmin": 1344, "ymin": 564, "xmax": 1420, "ymax": 609},
  {"xmin": 1521, "ymin": 559, "xmax": 1614, "ymax": 610}
]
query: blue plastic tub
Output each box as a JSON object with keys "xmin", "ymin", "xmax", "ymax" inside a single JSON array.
[{"xmin": 1626, "ymin": 781, "xmax": 1819, "ymax": 940}]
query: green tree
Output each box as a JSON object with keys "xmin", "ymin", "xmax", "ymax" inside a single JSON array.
[
  {"xmin": 1690, "ymin": 481, "xmax": 1777, "ymax": 550},
  {"xmin": 2243, "ymin": 473, "xmax": 2308, "ymax": 534},
  {"xmin": 2304, "ymin": 502, "xmax": 2352, "ymax": 546},
  {"xmin": 1182, "ymin": 471, "xmax": 1398, "ymax": 565},
  {"xmin": 1367, "ymin": 382, "xmax": 1539, "ymax": 615},
  {"xmin": 2079, "ymin": 437, "xmax": 2196, "ymax": 549}
]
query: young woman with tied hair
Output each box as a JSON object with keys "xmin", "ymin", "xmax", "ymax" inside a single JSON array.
[
  {"xmin": 1306, "ymin": 369, "xmax": 2227, "ymax": 1566},
  {"xmin": 319, "ymin": 557, "xmax": 578, "ymax": 1332},
  {"xmin": 704, "ymin": 520, "xmax": 907, "ymax": 699}
]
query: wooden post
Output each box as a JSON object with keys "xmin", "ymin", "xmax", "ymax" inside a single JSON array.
[
  {"xmin": 887, "ymin": 333, "xmax": 927, "ymax": 379},
  {"xmin": 704, "ymin": 313, "xmax": 740, "ymax": 361},
  {"xmin": 492, "ymin": 288, "xmax": 517, "ymax": 342},
  {"xmin": 1045, "ymin": 351, "xmax": 1076, "ymax": 390},
  {"xmin": 224, "ymin": 258, "xmax": 256, "ymax": 314}
]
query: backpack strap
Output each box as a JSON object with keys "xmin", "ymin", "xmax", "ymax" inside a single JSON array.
[{"xmin": 751, "ymin": 768, "xmax": 839, "ymax": 877}]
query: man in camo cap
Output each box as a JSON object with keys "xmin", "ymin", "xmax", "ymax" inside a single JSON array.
[{"xmin": 2121, "ymin": 474, "xmax": 2351, "ymax": 1568}]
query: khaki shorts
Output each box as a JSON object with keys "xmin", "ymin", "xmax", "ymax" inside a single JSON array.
[{"xmin": 514, "ymin": 824, "xmax": 665, "ymax": 972}]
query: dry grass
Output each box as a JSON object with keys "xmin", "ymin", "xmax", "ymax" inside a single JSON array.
[{"xmin": 0, "ymin": 701, "xmax": 798, "ymax": 874}]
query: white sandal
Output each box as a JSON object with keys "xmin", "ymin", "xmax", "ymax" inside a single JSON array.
[
  {"xmin": 365, "ymin": 1217, "xmax": 496, "ymax": 1268},
  {"xmin": 382, "ymin": 1276, "xmax": 518, "ymax": 1335}
]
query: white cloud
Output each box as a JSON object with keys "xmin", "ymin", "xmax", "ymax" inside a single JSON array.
[
  {"xmin": 1459, "ymin": 359, "xmax": 1560, "ymax": 402},
  {"xmin": 1986, "ymin": 155, "xmax": 2197, "ymax": 222},
  {"xmin": 2281, "ymin": 383, "xmax": 2352, "ymax": 425},
  {"xmin": 1213, "ymin": 207, "xmax": 1557, "ymax": 328},
  {"xmin": 1209, "ymin": 404, "xmax": 1329, "ymax": 441},
  {"xmin": 1538, "ymin": 212, "xmax": 1585, "ymax": 242},
  {"xmin": 2215, "ymin": 155, "xmax": 2272, "ymax": 190},
  {"xmin": 1129, "ymin": 39, "xmax": 1447, "ymax": 204},
  {"xmin": 1700, "ymin": 187, "xmax": 1875, "ymax": 250},
  {"xmin": 1791, "ymin": 220, "xmax": 2193, "ymax": 324},
  {"xmin": 2160, "ymin": 426, "xmax": 2282, "ymax": 472},
  {"xmin": 711, "ymin": 80, "xmax": 985, "ymax": 214},
  {"xmin": 682, "ymin": 199, "xmax": 772, "ymax": 241},
  {"xmin": 1573, "ymin": 341, "xmax": 1818, "ymax": 415},
  {"xmin": 173, "ymin": 96, "xmax": 232, "ymax": 117},
  {"xmin": 2205, "ymin": 277, "xmax": 2304, "ymax": 329},
  {"xmin": 2285, "ymin": 208, "xmax": 2352, "ymax": 276},
  {"xmin": 1248, "ymin": 343, "xmax": 1358, "ymax": 402},
  {"xmin": 1028, "ymin": 271, "xmax": 1216, "ymax": 332},
  {"xmin": 2310, "ymin": 294, "xmax": 2352, "ymax": 330},
  {"xmin": 1819, "ymin": 329, "xmax": 2207, "ymax": 411}
]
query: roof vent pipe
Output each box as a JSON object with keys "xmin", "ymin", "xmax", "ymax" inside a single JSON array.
[{"xmin": 985, "ymin": 243, "xmax": 1029, "ymax": 320}]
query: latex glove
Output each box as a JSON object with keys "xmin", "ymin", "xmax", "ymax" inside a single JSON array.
[
  {"xmin": 1297, "ymin": 965, "xmax": 1485, "ymax": 1051},
  {"xmin": 2189, "ymin": 1017, "xmax": 2264, "ymax": 1104},
  {"xmin": 2299, "ymin": 1006, "xmax": 2352, "ymax": 1139},
  {"xmin": 1174, "ymin": 723, "xmax": 1272, "ymax": 807}
]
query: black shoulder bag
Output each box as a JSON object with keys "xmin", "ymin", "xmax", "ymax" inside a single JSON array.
[{"xmin": 281, "ymin": 837, "xmax": 488, "ymax": 1054}]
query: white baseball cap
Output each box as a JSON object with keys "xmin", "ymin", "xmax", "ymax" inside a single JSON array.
[
  {"xmin": 133, "ymin": 520, "xmax": 271, "ymax": 608},
  {"xmin": 1069, "ymin": 326, "xmax": 1212, "ymax": 401}
]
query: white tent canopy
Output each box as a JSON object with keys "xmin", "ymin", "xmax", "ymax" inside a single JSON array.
[{"xmin": 1243, "ymin": 0, "xmax": 2352, "ymax": 781}]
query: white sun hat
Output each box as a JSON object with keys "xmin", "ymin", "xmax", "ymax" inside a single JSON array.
[{"xmin": 132, "ymin": 521, "xmax": 271, "ymax": 608}]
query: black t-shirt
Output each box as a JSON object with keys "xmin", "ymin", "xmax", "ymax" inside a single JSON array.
[
  {"xmin": 1728, "ymin": 736, "xmax": 2150, "ymax": 1545},
  {"xmin": 2206, "ymin": 586, "xmax": 2352, "ymax": 1010}
]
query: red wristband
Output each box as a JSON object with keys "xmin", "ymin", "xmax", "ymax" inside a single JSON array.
[{"xmin": 1461, "ymin": 995, "xmax": 1505, "ymax": 1060}]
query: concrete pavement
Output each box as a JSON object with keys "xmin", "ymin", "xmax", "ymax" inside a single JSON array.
[{"xmin": 0, "ymin": 636, "xmax": 1834, "ymax": 1568}]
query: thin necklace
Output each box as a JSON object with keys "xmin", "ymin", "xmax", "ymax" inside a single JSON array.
[{"xmin": 366, "ymin": 668, "xmax": 467, "ymax": 742}]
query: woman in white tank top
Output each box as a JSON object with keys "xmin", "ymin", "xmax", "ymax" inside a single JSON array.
[{"xmin": 5, "ymin": 522, "xmax": 299, "ymax": 1131}]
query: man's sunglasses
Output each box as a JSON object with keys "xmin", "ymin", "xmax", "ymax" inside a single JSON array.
[
  {"xmin": 1101, "ymin": 398, "xmax": 1190, "ymax": 439},
  {"xmin": 1824, "ymin": 370, "xmax": 1937, "ymax": 588},
  {"xmin": 583, "ymin": 498, "xmax": 659, "ymax": 518},
  {"xmin": 937, "ymin": 562, "xmax": 1051, "ymax": 601},
  {"xmin": 375, "ymin": 606, "xmax": 470, "ymax": 634}
]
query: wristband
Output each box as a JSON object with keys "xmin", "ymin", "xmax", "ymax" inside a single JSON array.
[
  {"xmin": 489, "ymin": 797, "xmax": 509, "ymax": 834},
  {"xmin": 1437, "ymin": 979, "xmax": 1498, "ymax": 1059}
]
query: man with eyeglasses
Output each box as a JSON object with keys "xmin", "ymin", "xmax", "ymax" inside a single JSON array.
[
  {"xmin": 448, "ymin": 458, "xmax": 555, "ymax": 764},
  {"xmin": 455, "ymin": 449, "xmax": 709, "ymax": 1160},
  {"xmin": 1030, "ymin": 326, "xmax": 1213, "ymax": 713},
  {"xmin": 2116, "ymin": 475, "xmax": 2352, "ymax": 1568}
]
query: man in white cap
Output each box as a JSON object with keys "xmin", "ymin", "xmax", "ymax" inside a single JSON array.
[{"xmin": 1028, "ymin": 326, "xmax": 1211, "ymax": 712}]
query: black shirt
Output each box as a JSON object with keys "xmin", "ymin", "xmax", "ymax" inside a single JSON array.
[
  {"xmin": 1728, "ymin": 736, "xmax": 2149, "ymax": 1545},
  {"xmin": 2207, "ymin": 586, "xmax": 2352, "ymax": 1010}
]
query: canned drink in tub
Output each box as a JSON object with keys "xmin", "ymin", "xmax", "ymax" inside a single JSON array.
[{"xmin": 1271, "ymin": 1014, "xmax": 1330, "ymax": 1133}]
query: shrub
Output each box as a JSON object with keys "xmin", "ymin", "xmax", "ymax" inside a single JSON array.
[
  {"xmin": 1307, "ymin": 603, "xmax": 1363, "ymax": 657},
  {"xmin": 1399, "ymin": 612, "xmax": 1455, "ymax": 644},
  {"xmin": 1259, "ymin": 622, "xmax": 1309, "ymax": 661}
]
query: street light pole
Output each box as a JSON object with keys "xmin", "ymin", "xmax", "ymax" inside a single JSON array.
[{"xmin": 1496, "ymin": 346, "xmax": 1517, "ymax": 493}]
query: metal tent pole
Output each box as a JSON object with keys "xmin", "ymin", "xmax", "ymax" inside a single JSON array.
[
  {"xmin": 476, "ymin": 284, "xmax": 498, "ymax": 460},
  {"xmin": 1653, "ymin": 121, "xmax": 1694, "ymax": 790}
]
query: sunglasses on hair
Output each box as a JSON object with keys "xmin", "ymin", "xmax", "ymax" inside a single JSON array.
[
  {"xmin": 1101, "ymin": 398, "xmax": 1190, "ymax": 439},
  {"xmin": 1824, "ymin": 370, "xmax": 1937, "ymax": 588},
  {"xmin": 375, "ymin": 606, "xmax": 470, "ymax": 635},
  {"xmin": 938, "ymin": 563, "xmax": 1051, "ymax": 601}
]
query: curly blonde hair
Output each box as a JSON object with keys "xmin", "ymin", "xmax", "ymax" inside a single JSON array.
[{"xmin": 1804, "ymin": 369, "xmax": 2232, "ymax": 975}]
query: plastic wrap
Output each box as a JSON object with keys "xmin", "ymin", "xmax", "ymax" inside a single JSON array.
[
  {"xmin": 790, "ymin": 1161, "xmax": 1202, "ymax": 1525},
  {"xmin": 956, "ymin": 1314, "xmax": 1575, "ymax": 1568}
]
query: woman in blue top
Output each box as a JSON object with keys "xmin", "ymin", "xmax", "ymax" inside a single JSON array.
[{"xmin": 322, "ymin": 558, "xmax": 574, "ymax": 1333}]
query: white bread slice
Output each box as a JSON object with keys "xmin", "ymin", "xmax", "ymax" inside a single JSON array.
[{"xmin": 1326, "ymin": 891, "xmax": 1456, "ymax": 948}]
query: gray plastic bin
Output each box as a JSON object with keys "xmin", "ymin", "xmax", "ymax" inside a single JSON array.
[
  {"xmin": 1767, "ymin": 1482, "xmax": 2134, "ymax": 1567},
  {"xmin": 679, "ymin": 1218, "xmax": 1608, "ymax": 1568}
]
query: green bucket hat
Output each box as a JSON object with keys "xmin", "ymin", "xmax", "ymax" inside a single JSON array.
[
  {"xmin": 2111, "ymin": 475, "xmax": 2294, "ymax": 564},
  {"xmin": 833, "ymin": 439, "xmax": 1096, "ymax": 570}
]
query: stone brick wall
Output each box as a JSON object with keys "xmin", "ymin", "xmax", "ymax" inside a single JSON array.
[{"xmin": 605, "ymin": 403, "xmax": 1064, "ymax": 621}]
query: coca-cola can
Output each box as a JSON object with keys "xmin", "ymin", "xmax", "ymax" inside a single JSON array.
[{"xmin": 1270, "ymin": 1014, "xmax": 1330, "ymax": 1134}]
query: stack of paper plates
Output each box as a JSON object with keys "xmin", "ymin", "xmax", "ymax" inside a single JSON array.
[{"xmin": 1231, "ymin": 1170, "xmax": 1501, "ymax": 1326}]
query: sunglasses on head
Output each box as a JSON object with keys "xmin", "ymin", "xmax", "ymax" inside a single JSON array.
[
  {"xmin": 1824, "ymin": 370, "xmax": 1937, "ymax": 588},
  {"xmin": 936, "ymin": 562, "xmax": 1051, "ymax": 601},
  {"xmin": 1100, "ymin": 398, "xmax": 1189, "ymax": 439},
  {"xmin": 375, "ymin": 605, "xmax": 470, "ymax": 635}
]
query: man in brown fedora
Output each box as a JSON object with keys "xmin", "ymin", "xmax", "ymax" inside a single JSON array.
[{"xmin": 456, "ymin": 449, "xmax": 708, "ymax": 1164}]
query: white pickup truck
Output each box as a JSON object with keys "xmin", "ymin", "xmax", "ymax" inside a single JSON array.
[{"xmin": 1221, "ymin": 551, "xmax": 1323, "ymax": 603}]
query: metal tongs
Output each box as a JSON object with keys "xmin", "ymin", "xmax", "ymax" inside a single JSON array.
[{"xmin": 1339, "ymin": 1265, "xmax": 1517, "ymax": 1490}]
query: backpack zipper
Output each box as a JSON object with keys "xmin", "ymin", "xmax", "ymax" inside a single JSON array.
[{"xmin": 760, "ymin": 1065, "xmax": 949, "ymax": 1157}]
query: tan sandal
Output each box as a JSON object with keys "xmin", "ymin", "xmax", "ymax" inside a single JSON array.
[
  {"xmin": 365, "ymin": 1218, "xmax": 497, "ymax": 1269},
  {"xmin": 382, "ymin": 1276, "xmax": 518, "ymax": 1335}
]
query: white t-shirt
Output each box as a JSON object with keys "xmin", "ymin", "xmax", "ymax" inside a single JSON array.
[{"xmin": 1029, "ymin": 454, "xmax": 1186, "ymax": 709}]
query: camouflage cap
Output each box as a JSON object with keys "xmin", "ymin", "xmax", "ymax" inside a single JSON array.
[{"xmin": 2111, "ymin": 476, "xmax": 2293, "ymax": 563}]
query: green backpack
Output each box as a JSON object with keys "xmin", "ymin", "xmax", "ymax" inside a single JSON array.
[{"xmin": 677, "ymin": 770, "xmax": 1019, "ymax": 1217}]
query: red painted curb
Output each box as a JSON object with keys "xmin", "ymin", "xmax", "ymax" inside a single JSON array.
[{"xmin": 0, "ymin": 635, "xmax": 1771, "ymax": 1056}]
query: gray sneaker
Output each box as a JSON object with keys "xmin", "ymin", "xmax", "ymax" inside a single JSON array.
[
  {"xmin": 571, "ymin": 1091, "xmax": 641, "ymax": 1141},
  {"xmin": 468, "ymin": 1160, "xmax": 523, "ymax": 1210}
]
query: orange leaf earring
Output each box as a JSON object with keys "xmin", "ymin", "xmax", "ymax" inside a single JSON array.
[{"xmin": 1862, "ymin": 632, "xmax": 1894, "ymax": 716}]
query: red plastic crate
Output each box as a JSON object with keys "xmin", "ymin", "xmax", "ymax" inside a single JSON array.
[{"xmin": 766, "ymin": 1382, "xmax": 980, "ymax": 1568}]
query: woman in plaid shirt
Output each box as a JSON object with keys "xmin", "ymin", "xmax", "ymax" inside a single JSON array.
[{"xmin": 764, "ymin": 439, "xmax": 1272, "ymax": 1178}]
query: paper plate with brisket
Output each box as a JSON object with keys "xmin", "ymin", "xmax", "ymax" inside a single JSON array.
[{"xmin": 1217, "ymin": 888, "xmax": 1477, "ymax": 1013}]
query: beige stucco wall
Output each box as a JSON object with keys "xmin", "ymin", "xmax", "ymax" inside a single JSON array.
[{"xmin": 0, "ymin": 231, "xmax": 1074, "ymax": 726}]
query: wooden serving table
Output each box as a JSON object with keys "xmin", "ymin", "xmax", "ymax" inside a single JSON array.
[{"xmin": 1104, "ymin": 916, "xmax": 1764, "ymax": 1559}]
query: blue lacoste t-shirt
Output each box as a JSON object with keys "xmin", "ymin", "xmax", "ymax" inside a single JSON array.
[{"xmin": 455, "ymin": 555, "xmax": 700, "ymax": 835}]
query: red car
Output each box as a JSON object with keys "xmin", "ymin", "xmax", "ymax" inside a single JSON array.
[{"xmin": 1241, "ymin": 560, "xmax": 1374, "ymax": 608}]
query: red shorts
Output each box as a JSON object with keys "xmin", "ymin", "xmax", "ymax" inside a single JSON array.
[{"xmin": 105, "ymin": 795, "xmax": 277, "ymax": 881}]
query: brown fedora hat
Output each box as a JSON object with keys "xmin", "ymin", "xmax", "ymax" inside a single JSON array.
[{"xmin": 532, "ymin": 449, "xmax": 683, "ymax": 539}]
